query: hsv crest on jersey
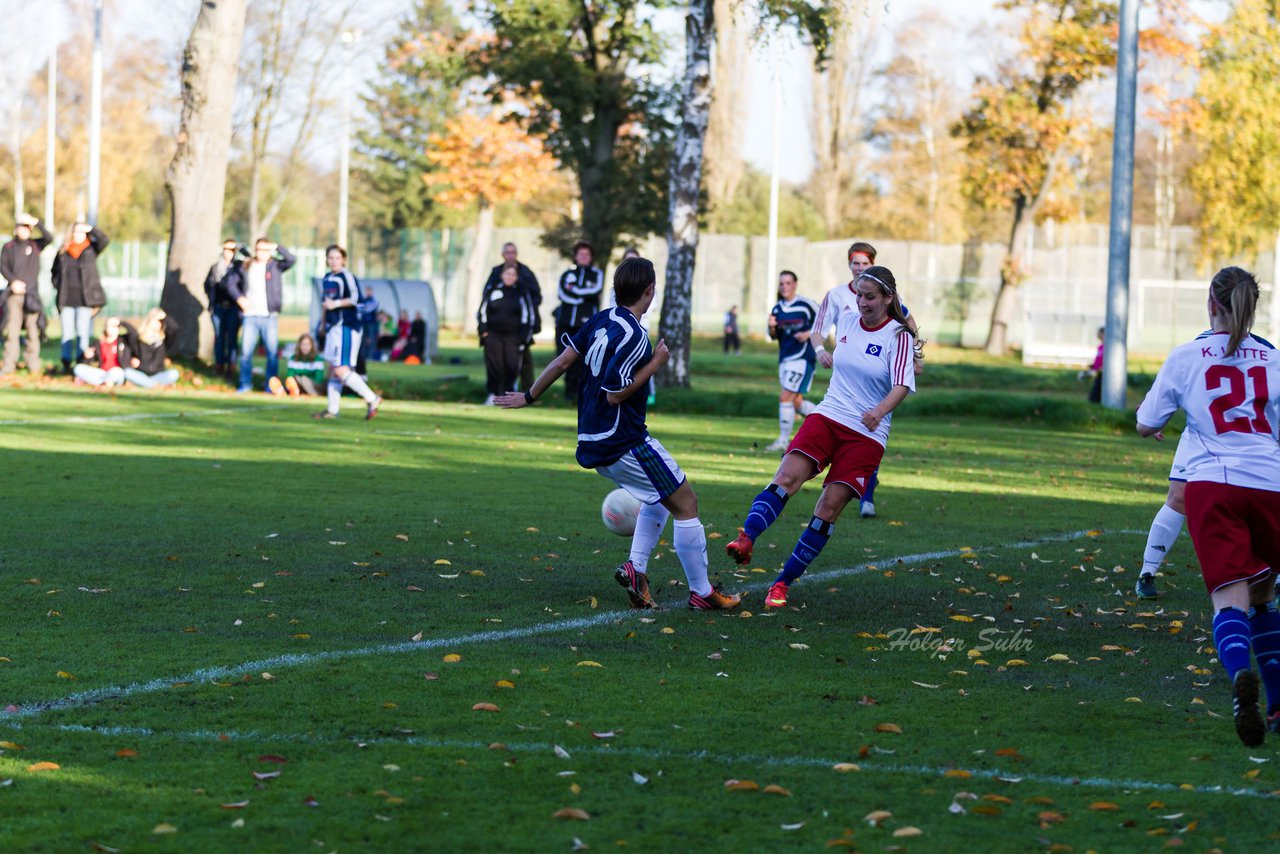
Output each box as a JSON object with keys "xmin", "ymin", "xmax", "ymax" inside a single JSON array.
[{"xmin": 865, "ymin": 344, "xmax": 882, "ymax": 356}]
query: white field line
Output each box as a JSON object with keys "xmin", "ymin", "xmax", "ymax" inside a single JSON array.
[
  {"xmin": 11, "ymin": 529, "xmax": 1141, "ymax": 720},
  {"xmin": 0, "ymin": 404, "xmax": 287, "ymax": 427},
  {"xmin": 4, "ymin": 720, "xmax": 1274, "ymax": 801}
]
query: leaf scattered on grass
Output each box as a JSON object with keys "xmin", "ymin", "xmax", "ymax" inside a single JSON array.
[
  {"xmin": 864, "ymin": 810, "xmax": 892, "ymax": 826},
  {"xmin": 26, "ymin": 762, "xmax": 58, "ymax": 772},
  {"xmin": 577, "ymin": 661, "xmax": 604, "ymax": 668},
  {"xmin": 552, "ymin": 808, "xmax": 590, "ymax": 820},
  {"xmin": 442, "ymin": 654, "xmax": 462, "ymax": 663},
  {"xmin": 763, "ymin": 784, "xmax": 792, "ymax": 797},
  {"xmin": 632, "ymin": 772, "xmax": 648, "ymax": 785},
  {"xmin": 220, "ymin": 801, "xmax": 250, "ymax": 809},
  {"xmin": 115, "ymin": 748, "xmax": 138, "ymax": 758},
  {"xmin": 874, "ymin": 723, "xmax": 903, "ymax": 734},
  {"xmin": 832, "ymin": 763, "xmax": 861, "ymax": 773},
  {"xmin": 152, "ymin": 824, "xmax": 177, "ymax": 834},
  {"xmin": 395, "ymin": 534, "xmax": 409, "ymax": 542},
  {"xmin": 472, "ymin": 703, "xmax": 500, "ymax": 713},
  {"xmin": 724, "ymin": 779, "xmax": 759, "ymax": 791},
  {"xmin": 554, "ymin": 745, "xmax": 571, "ymax": 760},
  {"xmin": 252, "ymin": 771, "xmax": 280, "ymax": 780},
  {"xmin": 893, "ymin": 827, "xmax": 923, "ymax": 837}
]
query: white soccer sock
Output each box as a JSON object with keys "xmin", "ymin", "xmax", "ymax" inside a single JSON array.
[
  {"xmin": 779, "ymin": 402, "xmax": 796, "ymax": 440},
  {"xmin": 1142, "ymin": 503, "xmax": 1185, "ymax": 576},
  {"xmin": 326, "ymin": 379, "xmax": 342, "ymax": 414},
  {"xmin": 343, "ymin": 371, "xmax": 378, "ymax": 403},
  {"xmin": 629, "ymin": 502, "xmax": 670, "ymax": 574},
  {"xmin": 673, "ymin": 517, "xmax": 711, "ymax": 597},
  {"xmin": 797, "ymin": 399, "xmax": 817, "ymax": 417}
]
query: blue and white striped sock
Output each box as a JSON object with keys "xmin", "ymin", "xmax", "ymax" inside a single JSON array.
[
  {"xmin": 1249, "ymin": 600, "xmax": 1280, "ymax": 711},
  {"xmin": 1214, "ymin": 607, "xmax": 1253, "ymax": 681},
  {"xmin": 777, "ymin": 516, "xmax": 833, "ymax": 585},
  {"xmin": 744, "ymin": 484, "xmax": 788, "ymax": 541}
]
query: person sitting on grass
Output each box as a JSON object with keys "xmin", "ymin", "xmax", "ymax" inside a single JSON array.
[
  {"xmin": 497, "ymin": 256, "xmax": 741, "ymax": 612},
  {"xmin": 271, "ymin": 332, "xmax": 326, "ymax": 396},
  {"xmin": 122, "ymin": 308, "xmax": 180, "ymax": 389},
  {"xmin": 73, "ymin": 315, "xmax": 134, "ymax": 388}
]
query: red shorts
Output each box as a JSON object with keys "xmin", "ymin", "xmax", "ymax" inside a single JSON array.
[
  {"xmin": 1185, "ymin": 481, "xmax": 1280, "ymax": 594},
  {"xmin": 788, "ymin": 413, "xmax": 885, "ymax": 497}
]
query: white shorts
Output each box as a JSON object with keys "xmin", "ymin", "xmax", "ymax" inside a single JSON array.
[
  {"xmin": 1169, "ymin": 432, "xmax": 1196, "ymax": 482},
  {"xmin": 778, "ymin": 357, "xmax": 815, "ymax": 395},
  {"xmin": 595, "ymin": 437, "xmax": 687, "ymax": 505},
  {"xmin": 323, "ymin": 325, "xmax": 362, "ymax": 369}
]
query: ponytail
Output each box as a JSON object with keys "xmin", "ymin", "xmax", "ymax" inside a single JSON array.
[
  {"xmin": 1209, "ymin": 266, "xmax": 1259, "ymax": 357},
  {"xmin": 857, "ymin": 266, "xmax": 916, "ymax": 340}
]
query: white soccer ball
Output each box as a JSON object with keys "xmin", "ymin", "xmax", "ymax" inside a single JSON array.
[{"xmin": 601, "ymin": 488, "xmax": 642, "ymax": 537}]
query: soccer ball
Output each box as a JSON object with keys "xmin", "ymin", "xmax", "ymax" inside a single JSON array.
[{"xmin": 601, "ymin": 488, "xmax": 642, "ymax": 537}]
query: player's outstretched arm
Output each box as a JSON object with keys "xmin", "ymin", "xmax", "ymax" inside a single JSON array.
[
  {"xmin": 496, "ymin": 347, "xmax": 578, "ymax": 409},
  {"xmin": 606, "ymin": 340, "xmax": 668, "ymax": 407}
]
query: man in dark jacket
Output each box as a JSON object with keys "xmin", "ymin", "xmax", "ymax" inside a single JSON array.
[
  {"xmin": 222, "ymin": 239, "xmax": 295, "ymax": 392},
  {"xmin": 205, "ymin": 238, "xmax": 241, "ymax": 378},
  {"xmin": 1, "ymin": 214, "xmax": 52, "ymax": 375},
  {"xmin": 52, "ymin": 221, "xmax": 110, "ymax": 372},
  {"xmin": 554, "ymin": 241, "xmax": 604, "ymax": 398},
  {"xmin": 482, "ymin": 242, "xmax": 541, "ymax": 391},
  {"xmin": 478, "ymin": 263, "xmax": 534, "ymax": 404}
]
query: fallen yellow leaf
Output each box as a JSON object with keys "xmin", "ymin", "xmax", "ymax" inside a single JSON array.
[
  {"xmin": 434, "ymin": 559, "xmax": 451, "ymax": 566},
  {"xmin": 832, "ymin": 763, "xmax": 861, "ymax": 773},
  {"xmin": 395, "ymin": 534, "xmax": 410, "ymax": 542},
  {"xmin": 950, "ymin": 615, "xmax": 974, "ymax": 623},
  {"xmin": 874, "ymin": 723, "xmax": 903, "ymax": 734},
  {"xmin": 152, "ymin": 823, "xmax": 178, "ymax": 834},
  {"xmin": 763, "ymin": 784, "xmax": 792, "ymax": 796},
  {"xmin": 944, "ymin": 769, "xmax": 971, "ymax": 778},
  {"xmin": 1090, "ymin": 802, "xmax": 1120, "ymax": 811},
  {"xmin": 472, "ymin": 702, "xmax": 500, "ymax": 712},
  {"xmin": 442, "ymin": 654, "xmax": 462, "ymax": 663},
  {"xmin": 1006, "ymin": 659, "xmax": 1029, "ymax": 667},
  {"xmin": 577, "ymin": 661, "xmax": 604, "ymax": 668},
  {"xmin": 26, "ymin": 762, "xmax": 59, "ymax": 772},
  {"xmin": 494, "ymin": 680, "xmax": 516, "ymax": 689},
  {"xmin": 0, "ymin": 742, "xmax": 24, "ymax": 751},
  {"xmin": 893, "ymin": 827, "xmax": 923, "ymax": 838},
  {"xmin": 864, "ymin": 810, "xmax": 892, "ymax": 825},
  {"xmin": 724, "ymin": 779, "xmax": 759, "ymax": 791},
  {"xmin": 552, "ymin": 808, "xmax": 590, "ymax": 820},
  {"xmin": 1046, "ymin": 654, "xmax": 1070, "ymax": 662},
  {"xmin": 56, "ymin": 671, "xmax": 75, "ymax": 680}
]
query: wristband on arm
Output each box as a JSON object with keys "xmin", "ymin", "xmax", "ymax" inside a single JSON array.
[{"xmin": 524, "ymin": 391, "xmax": 535, "ymax": 405}]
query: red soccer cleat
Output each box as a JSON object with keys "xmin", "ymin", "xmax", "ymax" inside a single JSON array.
[
  {"xmin": 764, "ymin": 581, "xmax": 789, "ymax": 609},
  {"xmin": 725, "ymin": 529, "xmax": 754, "ymax": 565}
]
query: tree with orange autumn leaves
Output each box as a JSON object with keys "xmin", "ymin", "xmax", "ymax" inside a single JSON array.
[{"xmin": 425, "ymin": 111, "xmax": 557, "ymax": 323}]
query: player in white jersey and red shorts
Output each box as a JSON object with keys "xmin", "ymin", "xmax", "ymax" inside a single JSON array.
[
  {"xmin": 811, "ymin": 242, "xmax": 924, "ymax": 518},
  {"xmin": 726, "ymin": 265, "xmax": 917, "ymax": 609},
  {"xmin": 1136, "ymin": 266, "xmax": 1280, "ymax": 747}
]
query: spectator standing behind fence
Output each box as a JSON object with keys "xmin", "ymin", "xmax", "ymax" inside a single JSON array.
[
  {"xmin": 223, "ymin": 238, "xmax": 295, "ymax": 393},
  {"xmin": 724, "ymin": 305, "xmax": 740, "ymax": 355},
  {"xmin": 478, "ymin": 263, "xmax": 533, "ymax": 405},
  {"xmin": 356, "ymin": 285, "xmax": 380, "ymax": 373},
  {"xmin": 554, "ymin": 241, "xmax": 604, "ymax": 398},
  {"xmin": 51, "ymin": 221, "xmax": 109, "ymax": 374},
  {"xmin": 206, "ymin": 238, "xmax": 241, "ymax": 378},
  {"xmin": 484, "ymin": 242, "xmax": 542, "ymax": 390},
  {"xmin": 123, "ymin": 308, "xmax": 180, "ymax": 389},
  {"xmin": 1, "ymin": 213, "xmax": 52, "ymax": 376}
]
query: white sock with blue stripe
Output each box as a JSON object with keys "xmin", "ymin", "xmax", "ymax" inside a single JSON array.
[
  {"xmin": 673, "ymin": 517, "xmax": 711, "ymax": 596},
  {"xmin": 343, "ymin": 371, "xmax": 378, "ymax": 403},
  {"xmin": 629, "ymin": 502, "xmax": 669, "ymax": 574},
  {"xmin": 778, "ymin": 403, "xmax": 795, "ymax": 441}
]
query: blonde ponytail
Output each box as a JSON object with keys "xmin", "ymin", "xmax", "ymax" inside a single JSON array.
[{"xmin": 1210, "ymin": 266, "xmax": 1259, "ymax": 357}]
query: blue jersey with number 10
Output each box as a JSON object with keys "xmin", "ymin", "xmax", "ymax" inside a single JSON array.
[{"xmin": 566, "ymin": 307, "xmax": 653, "ymax": 469}]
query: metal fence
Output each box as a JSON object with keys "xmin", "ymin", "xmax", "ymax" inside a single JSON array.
[{"xmin": 31, "ymin": 223, "xmax": 1277, "ymax": 361}]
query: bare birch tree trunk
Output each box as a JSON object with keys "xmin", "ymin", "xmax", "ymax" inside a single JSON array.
[
  {"xmin": 464, "ymin": 203, "xmax": 495, "ymax": 333},
  {"xmin": 657, "ymin": 0, "xmax": 714, "ymax": 389},
  {"xmin": 162, "ymin": 0, "xmax": 248, "ymax": 360}
]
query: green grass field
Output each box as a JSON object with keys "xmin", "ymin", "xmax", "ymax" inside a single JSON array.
[{"xmin": 0, "ymin": 339, "xmax": 1274, "ymax": 852}]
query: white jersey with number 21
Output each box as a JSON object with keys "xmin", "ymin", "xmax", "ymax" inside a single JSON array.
[{"xmin": 1137, "ymin": 331, "xmax": 1280, "ymax": 493}]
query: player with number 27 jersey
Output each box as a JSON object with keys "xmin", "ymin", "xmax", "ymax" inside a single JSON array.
[{"xmin": 1137, "ymin": 331, "xmax": 1280, "ymax": 492}]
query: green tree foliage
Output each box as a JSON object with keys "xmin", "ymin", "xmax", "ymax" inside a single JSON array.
[
  {"xmin": 355, "ymin": 0, "xmax": 467, "ymax": 230},
  {"xmin": 1188, "ymin": 0, "xmax": 1280, "ymax": 261},
  {"xmin": 954, "ymin": 0, "xmax": 1117, "ymax": 355},
  {"xmin": 468, "ymin": 0, "xmax": 677, "ymax": 262}
]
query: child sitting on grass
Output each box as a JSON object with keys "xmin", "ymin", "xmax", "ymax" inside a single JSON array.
[{"xmin": 269, "ymin": 333, "xmax": 326, "ymax": 396}]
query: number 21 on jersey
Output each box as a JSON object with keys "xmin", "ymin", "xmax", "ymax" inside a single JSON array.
[{"xmin": 1207, "ymin": 365, "xmax": 1273, "ymax": 435}]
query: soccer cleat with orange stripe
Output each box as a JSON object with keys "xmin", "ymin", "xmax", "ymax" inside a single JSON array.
[
  {"xmin": 725, "ymin": 529, "xmax": 754, "ymax": 565},
  {"xmin": 764, "ymin": 581, "xmax": 789, "ymax": 609},
  {"xmin": 613, "ymin": 560, "xmax": 657, "ymax": 609},
  {"xmin": 688, "ymin": 586, "xmax": 741, "ymax": 611}
]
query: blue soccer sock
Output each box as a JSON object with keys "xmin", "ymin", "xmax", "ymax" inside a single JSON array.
[
  {"xmin": 1249, "ymin": 600, "xmax": 1280, "ymax": 712},
  {"xmin": 1213, "ymin": 607, "xmax": 1254, "ymax": 682},
  {"xmin": 776, "ymin": 516, "xmax": 833, "ymax": 585},
  {"xmin": 862, "ymin": 469, "xmax": 878, "ymax": 504},
  {"xmin": 743, "ymin": 483, "xmax": 788, "ymax": 541}
]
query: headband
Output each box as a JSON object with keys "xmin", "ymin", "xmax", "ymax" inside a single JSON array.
[{"xmin": 857, "ymin": 272, "xmax": 893, "ymax": 292}]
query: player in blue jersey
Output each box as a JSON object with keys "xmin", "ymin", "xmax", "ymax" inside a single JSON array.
[
  {"xmin": 766, "ymin": 271, "xmax": 821, "ymax": 452},
  {"xmin": 497, "ymin": 257, "xmax": 741, "ymax": 612},
  {"xmin": 312, "ymin": 245, "xmax": 381, "ymax": 420}
]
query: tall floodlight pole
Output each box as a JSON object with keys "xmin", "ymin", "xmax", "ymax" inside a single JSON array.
[
  {"xmin": 45, "ymin": 45, "xmax": 57, "ymax": 228},
  {"xmin": 764, "ymin": 43, "xmax": 782, "ymax": 313},
  {"xmin": 1102, "ymin": 0, "xmax": 1138, "ymax": 410},
  {"xmin": 87, "ymin": 0, "xmax": 103, "ymax": 224},
  {"xmin": 338, "ymin": 29, "xmax": 356, "ymax": 250}
]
